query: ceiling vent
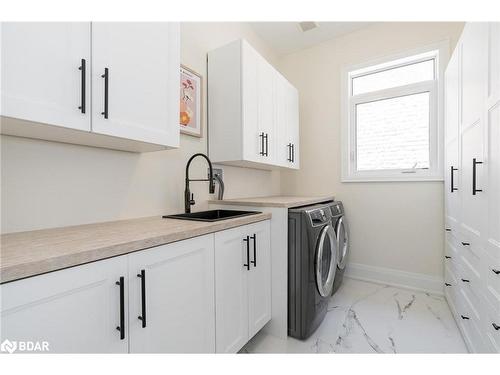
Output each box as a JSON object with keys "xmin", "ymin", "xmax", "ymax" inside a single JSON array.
[{"xmin": 298, "ymin": 22, "xmax": 318, "ymax": 32}]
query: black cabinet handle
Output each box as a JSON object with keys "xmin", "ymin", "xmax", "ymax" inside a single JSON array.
[
  {"xmin": 78, "ymin": 58, "xmax": 86, "ymax": 113},
  {"xmin": 137, "ymin": 270, "xmax": 147, "ymax": 328},
  {"xmin": 445, "ymin": 283, "xmax": 451, "ymax": 286},
  {"xmin": 461, "ymin": 278, "xmax": 470, "ymax": 283},
  {"xmin": 264, "ymin": 133, "xmax": 269, "ymax": 156},
  {"xmin": 101, "ymin": 67, "xmax": 109, "ymax": 119},
  {"xmin": 445, "ymin": 256, "xmax": 452, "ymax": 259},
  {"xmin": 461, "ymin": 315, "xmax": 470, "ymax": 320},
  {"xmin": 291, "ymin": 143, "xmax": 295, "ymax": 163},
  {"xmin": 259, "ymin": 133, "xmax": 265, "ymax": 156},
  {"xmin": 287, "ymin": 143, "xmax": 292, "ymax": 162},
  {"xmin": 116, "ymin": 276, "xmax": 125, "ymax": 340},
  {"xmin": 492, "ymin": 269, "xmax": 500, "ymax": 275},
  {"xmin": 492, "ymin": 323, "xmax": 500, "ymax": 331},
  {"xmin": 472, "ymin": 158, "xmax": 483, "ymax": 195},
  {"xmin": 450, "ymin": 166, "xmax": 458, "ymax": 192},
  {"xmin": 461, "ymin": 242, "xmax": 470, "ymax": 246},
  {"xmin": 445, "ymin": 228, "xmax": 452, "ymax": 232},
  {"xmin": 250, "ymin": 234, "xmax": 256, "ymax": 267},
  {"xmin": 243, "ymin": 236, "xmax": 250, "ymax": 270}
]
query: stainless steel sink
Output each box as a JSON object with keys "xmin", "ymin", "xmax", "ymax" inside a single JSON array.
[{"xmin": 162, "ymin": 209, "xmax": 261, "ymax": 222}]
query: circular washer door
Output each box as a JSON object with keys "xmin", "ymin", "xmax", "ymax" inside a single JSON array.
[
  {"xmin": 315, "ymin": 225, "xmax": 338, "ymax": 297},
  {"xmin": 335, "ymin": 216, "xmax": 349, "ymax": 270}
]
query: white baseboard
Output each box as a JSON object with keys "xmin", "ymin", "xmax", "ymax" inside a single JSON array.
[{"xmin": 344, "ymin": 262, "xmax": 444, "ymax": 295}]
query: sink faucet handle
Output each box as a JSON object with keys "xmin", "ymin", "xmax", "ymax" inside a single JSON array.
[{"xmin": 190, "ymin": 193, "xmax": 195, "ymax": 206}]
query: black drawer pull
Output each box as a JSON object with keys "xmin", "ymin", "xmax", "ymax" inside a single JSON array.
[
  {"xmin": 445, "ymin": 283, "xmax": 451, "ymax": 286},
  {"xmin": 445, "ymin": 228, "xmax": 452, "ymax": 232},
  {"xmin": 264, "ymin": 133, "xmax": 269, "ymax": 156},
  {"xmin": 243, "ymin": 236, "xmax": 250, "ymax": 270},
  {"xmin": 450, "ymin": 166, "xmax": 458, "ymax": 192},
  {"xmin": 250, "ymin": 234, "xmax": 256, "ymax": 267},
  {"xmin": 137, "ymin": 270, "xmax": 147, "ymax": 328},
  {"xmin": 492, "ymin": 269, "xmax": 500, "ymax": 275},
  {"xmin": 116, "ymin": 276, "xmax": 125, "ymax": 340},
  {"xmin": 461, "ymin": 242, "xmax": 470, "ymax": 246},
  {"xmin": 101, "ymin": 67, "xmax": 109, "ymax": 119},
  {"xmin": 472, "ymin": 158, "xmax": 483, "ymax": 195},
  {"xmin": 492, "ymin": 323, "xmax": 500, "ymax": 331},
  {"xmin": 461, "ymin": 315, "xmax": 470, "ymax": 320},
  {"xmin": 445, "ymin": 256, "xmax": 452, "ymax": 259},
  {"xmin": 287, "ymin": 143, "xmax": 292, "ymax": 162},
  {"xmin": 291, "ymin": 143, "xmax": 295, "ymax": 162},
  {"xmin": 78, "ymin": 58, "xmax": 86, "ymax": 113},
  {"xmin": 461, "ymin": 278, "xmax": 470, "ymax": 283}
]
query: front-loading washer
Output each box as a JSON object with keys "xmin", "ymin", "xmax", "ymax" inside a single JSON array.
[
  {"xmin": 330, "ymin": 201, "xmax": 349, "ymax": 295},
  {"xmin": 288, "ymin": 202, "xmax": 338, "ymax": 340}
]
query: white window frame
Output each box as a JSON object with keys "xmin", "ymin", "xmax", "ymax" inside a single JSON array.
[{"xmin": 341, "ymin": 41, "xmax": 449, "ymax": 182}]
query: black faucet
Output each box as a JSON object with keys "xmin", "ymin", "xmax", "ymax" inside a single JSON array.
[{"xmin": 184, "ymin": 153, "xmax": 215, "ymax": 213}]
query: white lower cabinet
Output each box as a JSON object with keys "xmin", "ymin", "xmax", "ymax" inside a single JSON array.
[
  {"xmin": 0, "ymin": 221, "xmax": 271, "ymax": 353},
  {"xmin": 215, "ymin": 220, "xmax": 271, "ymax": 353},
  {"xmin": 128, "ymin": 235, "xmax": 215, "ymax": 353},
  {"xmin": 0, "ymin": 256, "xmax": 129, "ymax": 353}
]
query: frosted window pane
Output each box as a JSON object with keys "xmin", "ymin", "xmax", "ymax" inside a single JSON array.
[
  {"xmin": 352, "ymin": 60, "xmax": 434, "ymax": 95},
  {"xmin": 356, "ymin": 93, "xmax": 430, "ymax": 171}
]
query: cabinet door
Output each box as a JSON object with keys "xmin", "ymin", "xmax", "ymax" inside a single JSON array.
[
  {"xmin": 275, "ymin": 74, "xmax": 289, "ymax": 167},
  {"xmin": 461, "ymin": 22, "xmax": 488, "ymax": 128},
  {"xmin": 241, "ymin": 41, "xmax": 261, "ymax": 164},
  {"xmin": 257, "ymin": 54, "xmax": 276, "ymax": 163},
  {"xmin": 1, "ymin": 22, "xmax": 90, "ymax": 131},
  {"xmin": 485, "ymin": 23, "xmax": 500, "ymax": 262},
  {"xmin": 460, "ymin": 121, "xmax": 485, "ymax": 243},
  {"xmin": 247, "ymin": 221, "xmax": 272, "ymax": 338},
  {"xmin": 91, "ymin": 22, "xmax": 180, "ymax": 147},
  {"xmin": 0, "ymin": 256, "xmax": 128, "ymax": 353},
  {"xmin": 287, "ymin": 82, "xmax": 300, "ymax": 169},
  {"xmin": 214, "ymin": 225, "xmax": 249, "ymax": 353},
  {"xmin": 445, "ymin": 50, "xmax": 461, "ymax": 232},
  {"xmin": 128, "ymin": 235, "xmax": 215, "ymax": 353}
]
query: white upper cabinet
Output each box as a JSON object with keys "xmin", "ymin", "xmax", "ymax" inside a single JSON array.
[
  {"xmin": 208, "ymin": 39, "xmax": 300, "ymax": 170},
  {"xmin": 276, "ymin": 75, "xmax": 300, "ymax": 169},
  {"xmin": 1, "ymin": 22, "xmax": 91, "ymax": 131},
  {"xmin": 1, "ymin": 22, "xmax": 180, "ymax": 152},
  {"xmin": 91, "ymin": 23, "xmax": 179, "ymax": 148}
]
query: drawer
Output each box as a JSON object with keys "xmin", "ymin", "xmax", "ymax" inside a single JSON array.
[
  {"xmin": 457, "ymin": 232, "xmax": 483, "ymax": 266},
  {"xmin": 482, "ymin": 251, "xmax": 500, "ymax": 311},
  {"xmin": 482, "ymin": 298, "xmax": 500, "ymax": 353},
  {"xmin": 454, "ymin": 289, "xmax": 488, "ymax": 353},
  {"xmin": 444, "ymin": 219, "xmax": 460, "ymax": 238},
  {"xmin": 455, "ymin": 253, "xmax": 483, "ymax": 300}
]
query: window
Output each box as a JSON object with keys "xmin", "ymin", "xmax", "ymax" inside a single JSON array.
[{"xmin": 341, "ymin": 43, "xmax": 447, "ymax": 181}]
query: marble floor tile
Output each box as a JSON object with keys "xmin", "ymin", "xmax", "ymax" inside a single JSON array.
[{"xmin": 242, "ymin": 278, "xmax": 468, "ymax": 354}]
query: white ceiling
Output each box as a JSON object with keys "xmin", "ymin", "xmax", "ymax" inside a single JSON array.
[{"xmin": 250, "ymin": 22, "xmax": 374, "ymax": 56}]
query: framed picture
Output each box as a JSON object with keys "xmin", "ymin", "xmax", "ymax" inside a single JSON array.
[{"xmin": 180, "ymin": 65, "xmax": 202, "ymax": 137}]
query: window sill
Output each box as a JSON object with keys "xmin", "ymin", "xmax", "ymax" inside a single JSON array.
[{"xmin": 341, "ymin": 175, "xmax": 444, "ymax": 183}]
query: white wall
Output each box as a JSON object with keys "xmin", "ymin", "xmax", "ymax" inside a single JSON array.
[
  {"xmin": 278, "ymin": 22, "xmax": 465, "ymax": 278},
  {"xmin": 0, "ymin": 22, "xmax": 280, "ymax": 234}
]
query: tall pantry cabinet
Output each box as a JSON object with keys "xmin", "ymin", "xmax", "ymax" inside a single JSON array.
[{"xmin": 444, "ymin": 22, "xmax": 500, "ymax": 353}]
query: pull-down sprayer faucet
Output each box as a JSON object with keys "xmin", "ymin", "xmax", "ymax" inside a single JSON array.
[{"xmin": 184, "ymin": 153, "xmax": 215, "ymax": 213}]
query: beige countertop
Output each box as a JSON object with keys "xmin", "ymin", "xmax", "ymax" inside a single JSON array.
[
  {"xmin": 0, "ymin": 213, "xmax": 271, "ymax": 284},
  {"xmin": 208, "ymin": 195, "xmax": 335, "ymax": 208}
]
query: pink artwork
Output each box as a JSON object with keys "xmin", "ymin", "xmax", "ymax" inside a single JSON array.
[{"xmin": 180, "ymin": 66, "xmax": 202, "ymax": 137}]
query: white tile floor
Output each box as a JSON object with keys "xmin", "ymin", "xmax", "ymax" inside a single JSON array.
[{"xmin": 242, "ymin": 278, "xmax": 468, "ymax": 353}]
